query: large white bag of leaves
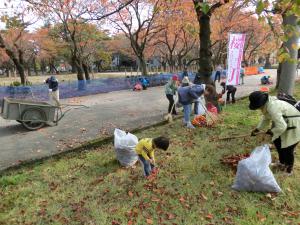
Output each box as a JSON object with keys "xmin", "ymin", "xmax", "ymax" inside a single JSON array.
[
  {"xmin": 232, "ymin": 144, "xmax": 281, "ymax": 193},
  {"xmin": 114, "ymin": 128, "xmax": 138, "ymax": 167}
]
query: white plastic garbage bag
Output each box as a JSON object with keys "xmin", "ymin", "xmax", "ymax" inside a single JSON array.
[
  {"xmin": 197, "ymin": 95, "xmax": 206, "ymax": 115},
  {"xmin": 232, "ymin": 145, "xmax": 281, "ymax": 193},
  {"xmin": 114, "ymin": 129, "xmax": 138, "ymax": 167}
]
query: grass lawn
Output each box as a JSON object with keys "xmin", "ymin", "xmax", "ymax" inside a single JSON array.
[{"xmin": 1, "ymin": 83, "xmax": 300, "ymax": 225}]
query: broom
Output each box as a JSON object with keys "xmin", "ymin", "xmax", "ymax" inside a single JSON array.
[
  {"xmin": 164, "ymin": 96, "xmax": 177, "ymax": 123},
  {"xmin": 216, "ymin": 132, "xmax": 265, "ymax": 141},
  {"xmin": 198, "ymin": 99, "xmax": 217, "ymax": 125}
]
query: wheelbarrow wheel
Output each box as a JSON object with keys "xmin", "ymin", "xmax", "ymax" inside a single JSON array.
[{"xmin": 21, "ymin": 107, "xmax": 46, "ymax": 131}]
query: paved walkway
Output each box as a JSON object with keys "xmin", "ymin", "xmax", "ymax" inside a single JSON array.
[{"xmin": 0, "ymin": 69, "xmax": 281, "ymax": 170}]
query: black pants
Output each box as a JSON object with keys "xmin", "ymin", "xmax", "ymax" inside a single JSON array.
[
  {"xmin": 214, "ymin": 71, "xmax": 221, "ymax": 83},
  {"xmin": 166, "ymin": 94, "xmax": 176, "ymax": 114},
  {"xmin": 226, "ymin": 89, "xmax": 236, "ymax": 103},
  {"xmin": 273, "ymin": 138, "xmax": 299, "ymax": 173}
]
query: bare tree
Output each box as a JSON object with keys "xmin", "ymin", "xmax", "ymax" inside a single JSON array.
[
  {"xmin": 153, "ymin": 24, "xmax": 197, "ymax": 72},
  {"xmin": 24, "ymin": 0, "xmax": 134, "ymax": 85},
  {"xmin": 110, "ymin": 0, "xmax": 164, "ymax": 76}
]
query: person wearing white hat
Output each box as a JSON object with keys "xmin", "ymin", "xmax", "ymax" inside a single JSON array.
[{"xmin": 181, "ymin": 76, "xmax": 191, "ymax": 87}]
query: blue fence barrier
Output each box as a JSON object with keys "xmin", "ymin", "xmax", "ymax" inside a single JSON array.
[{"xmin": 0, "ymin": 72, "xmax": 196, "ymax": 103}]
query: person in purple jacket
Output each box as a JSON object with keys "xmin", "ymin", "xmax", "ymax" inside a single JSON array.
[{"xmin": 178, "ymin": 84, "xmax": 211, "ymax": 128}]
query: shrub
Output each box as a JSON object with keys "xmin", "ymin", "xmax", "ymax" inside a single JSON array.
[
  {"xmin": 9, "ymin": 81, "xmax": 21, "ymax": 87},
  {"xmin": 9, "ymin": 80, "xmax": 32, "ymax": 87}
]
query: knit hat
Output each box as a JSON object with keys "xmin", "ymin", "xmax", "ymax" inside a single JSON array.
[
  {"xmin": 181, "ymin": 76, "xmax": 190, "ymax": 84},
  {"xmin": 249, "ymin": 91, "xmax": 268, "ymax": 110},
  {"xmin": 172, "ymin": 75, "xmax": 179, "ymax": 81}
]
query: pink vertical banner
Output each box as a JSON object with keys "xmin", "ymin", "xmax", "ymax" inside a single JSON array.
[{"xmin": 226, "ymin": 33, "xmax": 246, "ymax": 86}]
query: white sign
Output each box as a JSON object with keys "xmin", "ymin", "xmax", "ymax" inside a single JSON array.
[{"xmin": 226, "ymin": 33, "xmax": 246, "ymax": 86}]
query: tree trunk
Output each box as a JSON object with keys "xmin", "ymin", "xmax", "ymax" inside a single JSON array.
[
  {"xmin": 49, "ymin": 61, "xmax": 58, "ymax": 74},
  {"xmin": 72, "ymin": 57, "xmax": 86, "ymax": 90},
  {"xmin": 97, "ymin": 62, "xmax": 101, "ymax": 72},
  {"xmin": 278, "ymin": 14, "xmax": 299, "ymax": 95},
  {"xmin": 33, "ymin": 57, "xmax": 38, "ymax": 76},
  {"xmin": 168, "ymin": 56, "xmax": 175, "ymax": 73},
  {"xmin": 15, "ymin": 61, "xmax": 25, "ymax": 84},
  {"xmin": 82, "ymin": 63, "xmax": 90, "ymax": 80},
  {"xmin": 5, "ymin": 68, "xmax": 10, "ymax": 77},
  {"xmin": 76, "ymin": 64, "xmax": 84, "ymax": 80},
  {"xmin": 71, "ymin": 59, "xmax": 77, "ymax": 73},
  {"xmin": 7, "ymin": 51, "xmax": 26, "ymax": 84},
  {"xmin": 72, "ymin": 56, "xmax": 84, "ymax": 80},
  {"xmin": 178, "ymin": 56, "xmax": 183, "ymax": 70},
  {"xmin": 197, "ymin": 13, "xmax": 213, "ymax": 84},
  {"xmin": 41, "ymin": 60, "xmax": 46, "ymax": 75},
  {"xmin": 12, "ymin": 67, "xmax": 16, "ymax": 77},
  {"xmin": 264, "ymin": 54, "xmax": 271, "ymax": 69},
  {"xmin": 27, "ymin": 67, "xmax": 31, "ymax": 77},
  {"xmin": 276, "ymin": 63, "xmax": 282, "ymax": 89},
  {"xmin": 139, "ymin": 57, "xmax": 148, "ymax": 76}
]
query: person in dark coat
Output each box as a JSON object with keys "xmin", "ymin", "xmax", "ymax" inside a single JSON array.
[
  {"xmin": 45, "ymin": 75, "xmax": 60, "ymax": 106},
  {"xmin": 220, "ymin": 82, "xmax": 237, "ymax": 104}
]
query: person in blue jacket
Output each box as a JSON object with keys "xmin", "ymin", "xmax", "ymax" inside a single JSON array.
[
  {"xmin": 140, "ymin": 77, "xmax": 149, "ymax": 90},
  {"xmin": 178, "ymin": 84, "xmax": 211, "ymax": 128},
  {"xmin": 261, "ymin": 75, "xmax": 271, "ymax": 85}
]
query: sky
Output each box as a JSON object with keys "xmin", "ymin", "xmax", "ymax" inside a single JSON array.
[
  {"xmin": 0, "ymin": 0, "xmax": 44, "ymax": 31},
  {"xmin": 0, "ymin": 0, "xmax": 148, "ymax": 34}
]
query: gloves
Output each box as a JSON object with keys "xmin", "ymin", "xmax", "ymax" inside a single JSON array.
[
  {"xmin": 251, "ymin": 128, "xmax": 260, "ymax": 136},
  {"xmin": 266, "ymin": 129, "xmax": 273, "ymax": 136}
]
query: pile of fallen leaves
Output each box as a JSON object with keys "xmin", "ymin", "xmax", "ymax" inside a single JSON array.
[
  {"xmin": 220, "ymin": 153, "xmax": 250, "ymax": 172},
  {"xmin": 191, "ymin": 113, "xmax": 221, "ymax": 128}
]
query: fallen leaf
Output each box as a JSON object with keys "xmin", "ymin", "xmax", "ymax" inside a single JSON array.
[
  {"xmin": 90, "ymin": 176, "xmax": 104, "ymax": 185},
  {"xmin": 108, "ymin": 207, "xmax": 118, "ymax": 213},
  {"xmin": 209, "ymin": 181, "xmax": 215, "ymax": 186},
  {"xmin": 222, "ymin": 216, "xmax": 233, "ymax": 224},
  {"xmin": 217, "ymin": 191, "xmax": 223, "ymax": 197},
  {"xmin": 179, "ymin": 196, "xmax": 185, "ymax": 203},
  {"xmin": 37, "ymin": 208, "xmax": 47, "ymax": 217},
  {"xmin": 128, "ymin": 191, "xmax": 134, "ymax": 197},
  {"xmin": 127, "ymin": 220, "xmax": 133, "ymax": 225},
  {"xmin": 49, "ymin": 182, "xmax": 58, "ymax": 191},
  {"xmin": 285, "ymin": 210, "xmax": 300, "ymax": 217},
  {"xmin": 256, "ymin": 212, "xmax": 266, "ymax": 222},
  {"xmin": 200, "ymin": 193, "xmax": 208, "ymax": 201},
  {"xmin": 146, "ymin": 218, "xmax": 153, "ymax": 224},
  {"xmin": 151, "ymin": 197, "xmax": 160, "ymax": 202},
  {"xmin": 205, "ymin": 214, "xmax": 213, "ymax": 220},
  {"xmin": 112, "ymin": 220, "xmax": 121, "ymax": 225},
  {"xmin": 167, "ymin": 213, "xmax": 176, "ymax": 220}
]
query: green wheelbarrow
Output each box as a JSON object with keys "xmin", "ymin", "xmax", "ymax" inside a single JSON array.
[{"xmin": 1, "ymin": 97, "xmax": 87, "ymax": 131}]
